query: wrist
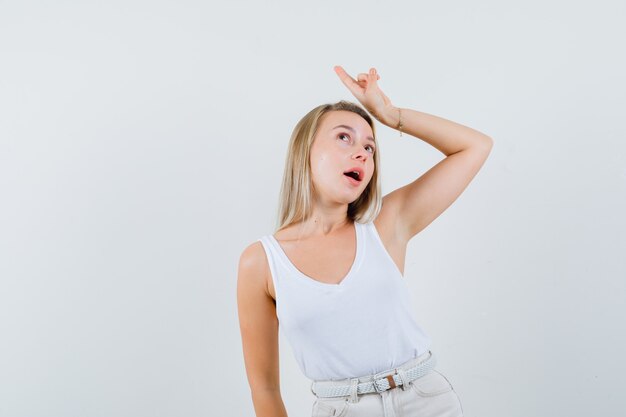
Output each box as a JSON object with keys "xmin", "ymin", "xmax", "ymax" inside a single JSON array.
[{"xmin": 380, "ymin": 105, "xmax": 401, "ymax": 129}]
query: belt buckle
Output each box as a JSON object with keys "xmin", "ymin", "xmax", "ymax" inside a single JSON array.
[
  {"xmin": 371, "ymin": 377, "xmax": 385, "ymax": 394},
  {"xmin": 372, "ymin": 370, "xmax": 398, "ymax": 394}
]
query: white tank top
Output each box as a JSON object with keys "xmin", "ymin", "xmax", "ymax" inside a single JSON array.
[{"xmin": 257, "ymin": 220, "xmax": 432, "ymax": 381}]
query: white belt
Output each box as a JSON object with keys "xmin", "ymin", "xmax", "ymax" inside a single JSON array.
[{"xmin": 311, "ymin": 351, "xmax": 437, "ymax": 398}]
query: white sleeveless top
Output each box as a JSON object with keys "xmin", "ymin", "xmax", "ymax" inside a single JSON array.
[{"xmin": 257, "ymin": 220, "xmax": 432, "ymax": 381}]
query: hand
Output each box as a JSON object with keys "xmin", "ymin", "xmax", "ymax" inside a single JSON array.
[{"xmin": 333, "ymin": 65, "xmax": 396, "ymax": 126}]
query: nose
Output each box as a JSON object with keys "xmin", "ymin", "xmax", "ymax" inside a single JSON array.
[{"xmin": 352, "ymin": 147, "xmax": 369, "ymax": 161}]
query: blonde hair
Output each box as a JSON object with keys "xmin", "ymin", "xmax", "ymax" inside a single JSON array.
[{"xmin": 274, "ymin": 100, "xmax": 383, "ymax": 232}]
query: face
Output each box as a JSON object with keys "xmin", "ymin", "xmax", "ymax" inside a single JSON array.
[{"xmin": 309, "ymin": 110, "xmax": 376, "ymax": 204}]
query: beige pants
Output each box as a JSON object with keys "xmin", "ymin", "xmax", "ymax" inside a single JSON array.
[{"xmin": 309, "ymin": 351, "xmax": 464, "ymax": 417}]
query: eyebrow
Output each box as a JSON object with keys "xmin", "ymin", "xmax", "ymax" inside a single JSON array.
[{"xmin": 332, "ymin": 125, "xmax": 376, "ymax": 144}]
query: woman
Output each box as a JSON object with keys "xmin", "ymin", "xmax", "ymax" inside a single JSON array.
[{"xmin": 237, "ymin": 66, "xmax": 493, "ymax": 417}]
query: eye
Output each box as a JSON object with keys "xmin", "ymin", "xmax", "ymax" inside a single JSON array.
[{"xmin": 338, "ymin": 133, "xmax": 375, "ymax": 154}]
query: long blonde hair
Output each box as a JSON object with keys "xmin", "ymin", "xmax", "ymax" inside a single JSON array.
[{"xmin": 274, "ymin": 100, "xmax": 383, "ymax": 232}]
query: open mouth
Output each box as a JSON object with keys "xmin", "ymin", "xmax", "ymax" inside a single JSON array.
[
  {"xmin": 343, "ymin": 170, "xmax": 362, "ymax": 182},
  {"xmin": 343, "ymin": 171, "xmax": 362, "ymax": 186}
]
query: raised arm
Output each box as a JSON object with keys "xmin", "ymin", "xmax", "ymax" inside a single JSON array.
[
  {"xmin": 377, "ymin": 106, "xmax": 493, "ymax": 243},
  {"xmin": 334, "ymin": 65, "xmax": 493, "ymax": 243},
  {"xmin": 237, "ymin": 242, "xmax": 288, "ymax": 417}
]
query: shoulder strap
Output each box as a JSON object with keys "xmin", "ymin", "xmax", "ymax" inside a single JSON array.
[{"xmin": 257, "ymin": 236, "xmax": 281, "ymax": 300}]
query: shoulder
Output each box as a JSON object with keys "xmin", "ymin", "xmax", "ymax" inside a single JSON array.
[
  {"xmin": 239, "ymin": 240, "xmax": 267, "ymax": 272},
  {"xmin": 237, "ymin": 240, "xmax": 272, "ymax": 298}
]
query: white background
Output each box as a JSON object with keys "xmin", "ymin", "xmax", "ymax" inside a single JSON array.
[{"xmin": 1, "ymin": 1, "xmax": 625, "ymax": 416}]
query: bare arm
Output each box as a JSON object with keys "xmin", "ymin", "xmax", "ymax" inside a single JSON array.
[
  {"xmin": 379, "ymin": 106, "xmax": 493, "ymax": 243},
  {"xmin": 333, "ymin": 66, "xmax": 493, "ymax": 244},
  {"xmin": 237, "ymin": 242, "xmax": 288, "ymax": 417}
]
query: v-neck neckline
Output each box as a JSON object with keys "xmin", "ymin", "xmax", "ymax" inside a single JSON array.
[{"xmin": 269, "ymin": 221, "xmax": 364, "ymax": 289}]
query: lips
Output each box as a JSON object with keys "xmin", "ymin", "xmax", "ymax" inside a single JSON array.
[
  {"xmin": 343, "ymin": 166, "xmax": 364, "ymax": 182},
  {"xmin": 344, "ymin": 175, "xmax": 361, "ymax": 186}
]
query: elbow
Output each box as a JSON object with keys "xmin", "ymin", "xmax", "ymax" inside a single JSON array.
[{"xmin": 478, "ymin": 135, "xmax": 494, "ymax": 153}]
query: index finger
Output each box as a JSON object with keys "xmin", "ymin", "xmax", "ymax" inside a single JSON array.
[{"xmin": 333, "ymin": 65, "xmax": 361, "ymax": 94}]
